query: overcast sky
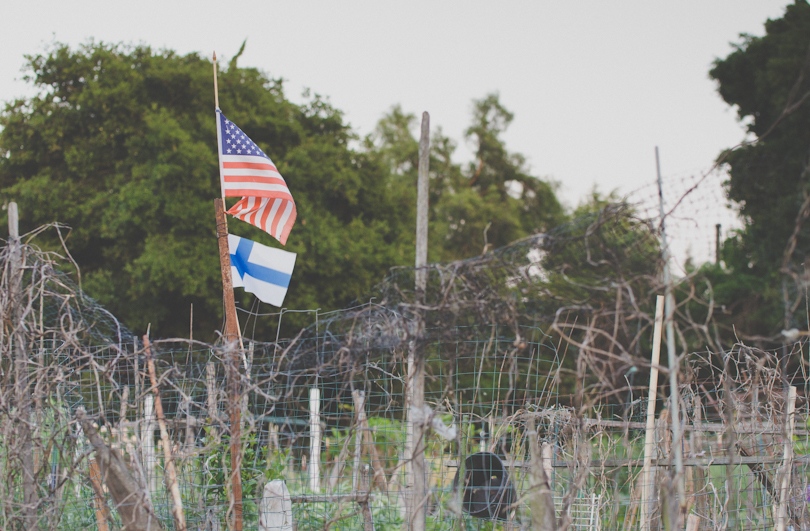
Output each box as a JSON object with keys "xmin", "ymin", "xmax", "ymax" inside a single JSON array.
[{"xmin": 0, "ymin": 1, "xmax": 792, "ymax": 263}]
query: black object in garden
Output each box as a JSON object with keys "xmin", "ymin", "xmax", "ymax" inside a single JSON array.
[{"xmin": 452, "ymin": 452, "xmax": 517, "ymax": 521}]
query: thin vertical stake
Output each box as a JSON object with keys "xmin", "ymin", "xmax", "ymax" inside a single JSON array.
[
  {"xmin": 213, "ymin": 52, "xmax": 220, "ymax": 110},
  {"xmin": 715, "ymin": 223, "xmax": 722, "ymax": 264},
  {"xmin": 407, "ymin": 111, "xmax": 430, "ymax": 531},
  {"xmin": 9, "ymin": 202, "xmax": 37, "ymax": 527},
  {"xmin": 309, "ymin": 387, "xmax": 322, "ymax": 492},
  {"xmin": 776, "ymin": 386, "xmax": 797, "ymax": 531},
  {"xmin": 656, "ymin": 146, "xmax": 685, "ymax": 515},
  {"xmin": 640, "ymin": 295, "xmax": 665, "ymax": 531},
  {"xmin": 352, "ymin": 390, "xmax": 367, "ymax": 492}
]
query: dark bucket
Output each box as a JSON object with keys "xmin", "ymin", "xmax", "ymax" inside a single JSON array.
[{"xmin": 452, "ymin": 452, "xmax": 517, "ymax": 521}]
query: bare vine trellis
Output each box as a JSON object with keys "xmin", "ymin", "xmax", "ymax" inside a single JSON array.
[{"xmin": 1, "ymin": 199, "xmax": 809, "ymax": 531}]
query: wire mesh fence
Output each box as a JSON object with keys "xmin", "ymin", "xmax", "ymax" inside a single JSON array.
[{"xmin": 2, "ymin": 195, "xmax": 810, "ymax": 531}]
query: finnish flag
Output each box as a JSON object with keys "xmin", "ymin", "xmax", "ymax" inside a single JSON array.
[{"xmin": 228, "ymin": 234, "xmax": 296, "ymax": 307}]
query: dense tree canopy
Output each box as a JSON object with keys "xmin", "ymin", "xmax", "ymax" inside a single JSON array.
[
  {"xmin": 706, "ymin": 0, "xmax": 810, "ymax": 339},
  {"xmin": 0, "ymin": 42, "xmax": 564, "ymax": 340},
  {"xmin": 366, "ymin": 97, "xmax": 565, "ymax": 263}
]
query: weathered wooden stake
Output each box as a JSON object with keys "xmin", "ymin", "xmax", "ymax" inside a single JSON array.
[
  {"xmin": 144, "ymin": 336, "xmax": 187, "ymax": 531},
  {"xmin": 640, "ymin": 295, "xmax": 665, "ymax": 531},
  {"xmin": 541, "ymin": 442, "xmax": 553, "ymax": 486},
  {"xmin": 214, "ymin": 199, "xmax": 241, "ymax": 344},
  {"xmin": 78, "ymin": 408, "xmax": 164, "ymax": 531},
  {"xmin": 142, "ymin": 393, "xmax": 157, "ymax": 497},
  {"xmin": 8, "ymin": 203, "xmax": 38, "ymax": 528},
  {"xmin": 119, "ymin": 386, "xmax": 129, "ymax": 447},
  {"xmin": 405, "ymin": 111, "xmax": 430, "ymax": 531},
  {"xmin": 691, "ymin": 395, "xmax": 706, "ymax": 522},
  {"xmin": 360, "ymin": 464, "xmax": 376, "ymax": 531},
  {"xmin": 656, "ymin": 147, "xmax": 685, "ymax": 514},
  {"xmin": 214, "ymin": 199, "xmax": 244, "ymax": 530},
  {"xmin": 309, "ymin": 387, "xmax": 322, "ymax": 492},
  {"xmin": 353, "ymin": 390, "xmax": 367, "ymax": 491},
  {"xmin": 88, "ymin": 459, "xmax": 113, "ymax": 531},
  {"xmin": 775, "ymin": 385, "xmax": 797, "ymax": 531},
  {"xmin": 527, "ymin": 417, "xmax": 556, "ymax": 531},
  {"xmin": 226, "ymin": 341, "xmax": 244, "ymax": 531},
  {"xmin": 621, "ymin": 473, "xmax": 643, "ymax": 531},
  {"xmin": 206, "ymin": 362, "xmax": 217, "ymax": 422}
]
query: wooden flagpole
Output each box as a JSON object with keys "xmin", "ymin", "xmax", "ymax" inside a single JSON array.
[
  {"xmin": 213, "ymin": 52, "xmax": 244, "ymax": 531},
  {"xmin": 213, "ymin": 51, "xmax": 220, "ymax": 110}
]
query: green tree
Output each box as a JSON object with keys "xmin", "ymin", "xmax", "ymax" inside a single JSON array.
[
  {"xmin": 708, "ymin": 0, "xmax": 810, "ymax": 339},
  {"xmin": 0, "ymin": 42, "xmax": 411, "ymax": 340},
  {"xmin": 0, "ymin": 45, "xmax": 566, "ymax": 342},
  {"xmin": 366, "ymin": 94, "xmax": 566, "ymax": 263}
]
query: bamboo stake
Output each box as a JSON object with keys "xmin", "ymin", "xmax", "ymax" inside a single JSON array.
[
  {"xmin": 775, "ymin": 386, "xmax": 797, "ymax": 531},
  {"xmin": 144, "ymin": 335, "xmax": 187, "ymax": 531},
  {"xmin": 640, "ymin": 295, "xmax": 665, "ymax": 531}
]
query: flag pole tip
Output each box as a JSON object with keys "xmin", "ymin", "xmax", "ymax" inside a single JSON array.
[{"xmin": 213, "ymin": 51, "xmax": 217, "ymax": 61}]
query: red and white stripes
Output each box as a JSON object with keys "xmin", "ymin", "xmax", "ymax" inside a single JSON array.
[
  {"xmin": 216, "ymin": 110, "xmax": 297, "ymax": 245},
  {"xmin": 227, "ymin": 196, "xmax": 296, "ymax": 246}
]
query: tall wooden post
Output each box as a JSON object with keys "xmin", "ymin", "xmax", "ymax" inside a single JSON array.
[
  {"xmin": 640, "ymin": 296, "xmax": 665, "ymax": 531},
  {"xmin": 656, "ymin": 147, "xmax": 685, "ymax": 514},
  {"xmin": 9, "ymin": 203, "xmax": 38, "ymax": 528},
  {"xmin": 406, "ymin": 112, "xmax": 430, "ymax": 531},
  {"xmin": 216, "ymin": 197, "xmax": 244, "ymax": 531}
]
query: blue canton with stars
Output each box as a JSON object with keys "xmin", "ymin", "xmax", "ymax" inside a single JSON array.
[{"xmin": 219, "ymin": 112, "xmax": 271, "ymax": 160}]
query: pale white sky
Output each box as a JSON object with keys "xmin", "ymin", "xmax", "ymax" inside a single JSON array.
[{"xmin": 0, "ymin": 1, "xmax": 792, "ymax": 265}]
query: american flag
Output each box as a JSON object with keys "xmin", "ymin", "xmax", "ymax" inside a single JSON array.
[{"xmin": 216, "ymin": 110, "xmax": 296, "ymax": 245}]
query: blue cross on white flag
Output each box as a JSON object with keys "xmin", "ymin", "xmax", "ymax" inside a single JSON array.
[{"xmin": 228, "ymin": 234, "xmax": 296, "ymax": 307}]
